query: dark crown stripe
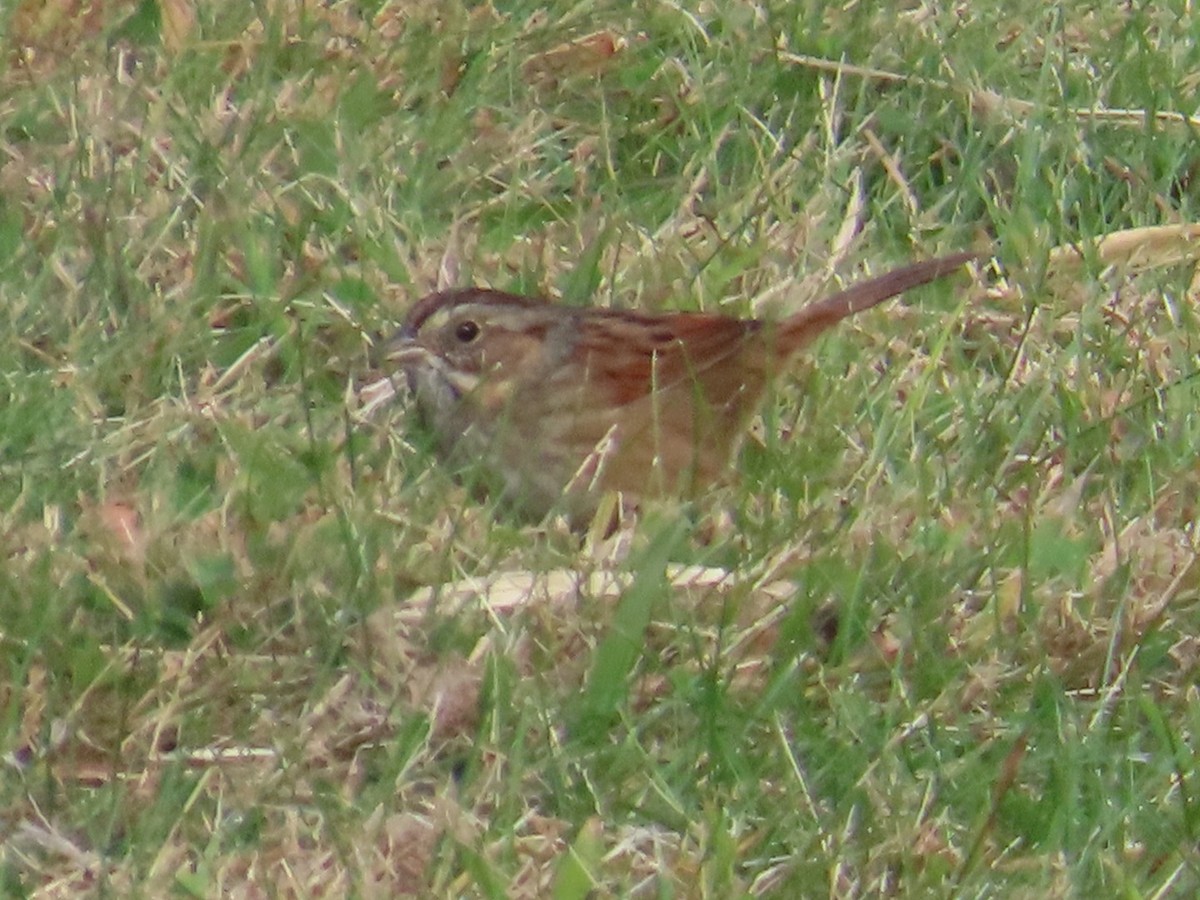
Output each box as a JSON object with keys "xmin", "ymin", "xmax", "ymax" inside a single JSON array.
[{"xmin": 401, "ymin": 288, "xmax": 548, "ymax": 337}]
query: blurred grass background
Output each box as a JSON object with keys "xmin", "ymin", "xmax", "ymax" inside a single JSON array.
[{"xmin": 3, "ymin": 0, "xmax": 1200, "ymax": 895}]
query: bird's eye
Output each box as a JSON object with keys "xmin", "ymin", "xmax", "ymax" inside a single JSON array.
[{"xmin": 454, "ymin": 320, "xmax": 480, "ymax": 343}]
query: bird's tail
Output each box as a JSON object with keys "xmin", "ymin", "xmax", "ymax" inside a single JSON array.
[{"xmin": 777, "ymin": 250, "xmax": 982, "ymax": 354}]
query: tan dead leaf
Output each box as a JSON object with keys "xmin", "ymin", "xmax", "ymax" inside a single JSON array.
[
  {"xmin": 523, "ymin": 30, "xmax": 623, "ymax": 85},
  {"xmin": 49, "ymin": 731, "xmax": 119, "ymax": 787},
  {"xmin": 1091, "ymin": 517, "xmax": 1197, "ymax": 634},
  {"xmin": 1170, "ymin": 636, "xmax": 1200, "ymax": 674},
  {"xmin": 383, "ymin": 565, "xmax": 792, "ymax": 623},
  {"xmin": 440, "ymin": 51, "xmax": 466, "ymax": 96},
  {"xmin": 992, "ymin": 731, "xmax": 1029, "ymax": 805},
  {"xmin": 1047, "ymin": 224, "xmax": 1200, "ymax": 279},
  {"xmin": 159, "ymin": 0, "xmax": 196, "ymax": 53},
  {"xmin": 13, "ymin": 659, "xmax": 48, "ymax": 765},
  {"xmin": 95, "ymin": 499, "xmax": 147, "ymax": 566},
  {"xmin": 514, "ymin": 814, "xmax": 571, "ymax": 868},
  {"xmin": 870, "ymin": 614, "xmax": 903, "ymax": 664},
  {"xmin": 424, "ymin": 661, "xmax": 481, "ymax": 740},
  {"xmin": 9, "ymin": 0, "xmax": 126, "ymax": 59},
  {"xmin": 372, "ymin": 812, "xmax": 441, "ymax": 896}
]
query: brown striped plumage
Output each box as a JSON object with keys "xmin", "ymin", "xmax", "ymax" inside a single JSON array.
[{"xmin": 386, "ymin": 251, "xmax": 980, "ymax": 520}]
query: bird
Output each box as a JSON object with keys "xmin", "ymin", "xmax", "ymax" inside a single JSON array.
[{"xmin": 383, "ymin": 250, "xmax": 981, "ymax": 521}]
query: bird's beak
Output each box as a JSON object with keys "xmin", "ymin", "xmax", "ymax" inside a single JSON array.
[{"xmin": 375, "ymin": 329, "xmax": 426, "ymax": 370}]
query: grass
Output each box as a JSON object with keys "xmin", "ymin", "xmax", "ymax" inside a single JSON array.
[{"xmin": 3, "ymin": 0, "xmax": 1200, "ymax": 895}]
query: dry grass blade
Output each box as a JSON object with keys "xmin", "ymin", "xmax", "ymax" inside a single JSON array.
[
  {"xmin": 1047, "ymin": 224, "xmax": 1200, "ymax": 274},
  {"xmin": 780, "ymin": 52, "xmax": 1200, "ymax": 131}
]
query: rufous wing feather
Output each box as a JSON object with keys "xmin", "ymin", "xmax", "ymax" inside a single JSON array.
[{"xmin": 579, "ymin": 313, "xmax": 757, "ymax": 406}]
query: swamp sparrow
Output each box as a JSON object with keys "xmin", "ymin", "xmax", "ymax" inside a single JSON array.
[{"xmin": 385, "ymin": 251, "xmax": 980, "ymax": 520}]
